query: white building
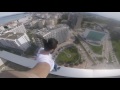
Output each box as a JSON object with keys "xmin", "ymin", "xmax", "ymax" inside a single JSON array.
[
  {"xmin": 38, "ymin": 19, "xmax": 45, "ymax": 29},
  {"xmin": 68, "ymin": 12, "xmax": 83, "ymax": 30},
  {"xmin": 35, "ymin": 24, "xmax": 69, "ymax": 47},
  {"xmin": 0, "ymin": 32, "xmax": 31, "ymax": 51},
  {"xmin": 29, "ymin": 20, "xmax": 38, "ymax": 27},
  {"xmin": 44, "ymin": 26, "xmax": 69, "ymax": 44},
  {"xmin": 45, "ymin": 19, "xmax": 56, "ymax": 26},
  {"xmin": 18, "ymin": 16, "xmax": 32, "ymax": 24},
  {"xmin": 7, "ymin": 24, "xmax": 27, "ymax": 33},
  {"xmin": 0, "ymin": 26, "xmax": 5, "ymax": 31},
  {"xmin": 46, "ymin": 25, "xmax": 55, "ymax": 30}
]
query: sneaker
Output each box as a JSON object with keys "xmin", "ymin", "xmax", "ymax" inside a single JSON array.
[{"xmin": 57, "ymin": 67, "xmax": 61, "ymax": 70}]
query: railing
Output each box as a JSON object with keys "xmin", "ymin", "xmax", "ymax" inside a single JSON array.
[{"xmin": 0, "ymin": 51, "xmax": 120, "ymax": 78}]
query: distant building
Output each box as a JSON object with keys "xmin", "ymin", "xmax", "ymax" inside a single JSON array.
[
  {"xmin": 0, "ymin": 32, "xmax": 31, "ymax": 51},
  {"xmin": 18, "ymin": 16, "xmax": 32, "ymax": 24},
  {"xmin": 7, "ymin": 24, "xmax": 27, "ymax": 33},
  {"xmin": 0, "ymin": 58, "xmax": 7, "ymax": 67},
  {"xmin": 68, "ymin": 13, "xmax": 83, "ymax": 30},
  {"xmin": 34, "ymin": 24, "xmax": 69, "ymax": 47},
  {"xmin": 39, "ymin": 13, "xmax": 50, "ymax": 19},
  {"xmin": 30, "ymin": 20, "xmax": 38, "ymax": 26},
  {"xmin": 37, "ymin": 19, "xmax": 45, "ymax": 29},
  {"xmin": 4, "ymin": 21, "xmax": 18, "ymax": 29},
  {"xmin": 0, "ymin": 26, "xmax": 5, "ymax": 31},
  {"xmin": 83, "ymin": 29, "xmax": 106, "ymax": 45},
  {"xmin": 46, "ymin": 25, "xmax": 55, "ymax": 30},
  {"xmin": 44, "ymin": 26, "xmax": 69, "ymax": 44},
  {"xmin": 45, "ymin": 18, "xmax": 57, "ymax": 26},
  {"xmin": 50, "ymin": 14, "xmax": 60, "ymax": 19}
]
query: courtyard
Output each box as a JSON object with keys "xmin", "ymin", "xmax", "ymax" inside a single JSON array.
[{"xmin": 56, "ymin": 45, "xmax": 81, "ymax": 66}]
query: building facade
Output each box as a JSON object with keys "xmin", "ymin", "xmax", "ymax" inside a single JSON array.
[
  {"xmin": 18, "ymin": 16, "xmax": 32, "ymax": 24},
  {"xmin": 44, "ymin": 26, "xmax": 69, "ymax": 44},
  {"xmin": 34, "ymin": 25, "xmax": 69, "ymax": 47},
  {"xmin": 68, "ymin": 13, "xmax": 83, "ymax": 30},
  {"xmin": 0, "ymin": 32, "xmax": 31, "ymax": 51},
  {"xmin": 38, "ymin": 19, "xmax": 45, "ymax": 29},
  {"xmin": 7, "ymin": 24, "xmax": 27, "ymax": 33},
  {"xmin": 0, "ymin": 26, "xmax": 5, "ymax": 31}
]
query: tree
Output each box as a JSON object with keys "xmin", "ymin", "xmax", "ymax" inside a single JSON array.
[
  {"xmin": 58, "ymin": 18, "xmax": 62, "ymax": 24},
  {"xmin": 4, "ymin": 26, "xmax": 8, "ymax": 29},
  {"xmin": 61, "ymin": 13, "xmax": 69, "ymax": 20}
]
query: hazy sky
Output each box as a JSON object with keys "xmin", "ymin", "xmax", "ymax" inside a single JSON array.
[
  {"xmin": 1, "ymin": 12, "xmax": 120, "ymax": 21},
  {"xmin": 90, "ymin": 12, "xmax": 120, "ymax": 21},
  {"xmin": 0, "ymin": 12, "xmax": 24, "ymax": 17}
]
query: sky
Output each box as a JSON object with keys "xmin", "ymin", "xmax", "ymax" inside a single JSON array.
[
  {"xmin": 89, "ymin": 12, "xmax": 120, "ymax": 21},
  {"xmin": 0, "ymin": 12, "xmax": 24, "ymax": 17},
  {"xmin": 1, "ymin": 12, "xmax": 120, "ymax": 21}
]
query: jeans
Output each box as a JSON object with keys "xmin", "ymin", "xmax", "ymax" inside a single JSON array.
[{"xmin": 54, "ymin": 63, "xmax": 58, "ymax": 71}]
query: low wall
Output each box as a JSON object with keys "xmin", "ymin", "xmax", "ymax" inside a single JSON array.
[{"xmin": 0, "ymin": 51, "xmax": 120, "ymax": 78}]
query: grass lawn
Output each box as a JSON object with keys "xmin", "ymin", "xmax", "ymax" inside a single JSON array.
[
  {"xmin": 56, "ymin": 46, "xmax": 80, "ymax": 65},
  {"xmin": 112, "ymin": 40, "xmax": 120, "ymax": 63},
  {"xmin": 89, "ymin": 45, "xmax": 103, "ymax": 55}
]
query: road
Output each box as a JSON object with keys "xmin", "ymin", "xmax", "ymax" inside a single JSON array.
[
  {"xmin": 53, "ymin": 29, "xmax": 120, "ymax": 69},
  {"xmin": 107, "ymin": 31, "xmax": 120, "ymax": 67},
  {"xmin": 74, "ymin": 44, "xmax": 93, "ymax": 68}
]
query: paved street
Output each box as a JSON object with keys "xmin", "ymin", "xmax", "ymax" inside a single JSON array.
[{"xmin": 52, "ymin": 29, "xmax": 120, "ymax": 69}]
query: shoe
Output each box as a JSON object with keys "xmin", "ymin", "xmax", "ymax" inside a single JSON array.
[{"xmin": 57, "ymin": 67, "xmax": 61, "ymax": 70}]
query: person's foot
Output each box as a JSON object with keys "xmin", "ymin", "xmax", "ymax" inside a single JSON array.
[
  {"xmin": 52, "ymin": 69, "xmax": 57, "ymax": 72},
  {"xmin": 57, "ymin": 67, "xmax": 61, "ymax": 70}
]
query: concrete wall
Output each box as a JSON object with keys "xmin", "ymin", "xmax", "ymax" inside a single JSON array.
[{"xmin": 0, "ymin": 58, "xmax": 7, "ymax": 66}]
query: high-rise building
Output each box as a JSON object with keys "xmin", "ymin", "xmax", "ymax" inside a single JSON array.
[
  {"xmin": 7, "ymin": 24, "xmax": 27, "ymax": 33},
  {"xmin": 44, "ymin": 26, "xmax": 69, "ymax": 44},
  {"xmin": 0, "ymin": 32, "xmax": 31, "ymax": 51},
  {"xmin": 34, "ymin": 24, "xmax": 69, "ymax": 47},
  {"xmin": 18, "ymin": 16, "xmax": 32, "ymax": 24},
  {"xmin": 68, "ymin": 13, "xmax": 83, "ymax": 30}
]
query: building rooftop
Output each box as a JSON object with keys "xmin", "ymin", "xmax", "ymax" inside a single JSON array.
[
  {"xmin": 86, "ymin": 30, "xmax": 105, "ymax": 41},
  {"xmin": 37, "ymin": 24, "xmax": 69, "ymax": 36},
  {"xmin": 0, "ymin": 32, "xmax": 24, "ymax": 40}
]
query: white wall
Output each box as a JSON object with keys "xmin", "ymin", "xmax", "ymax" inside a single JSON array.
[
  {"xmin": 0, "ymin": 26, "xmax": 5, "ymax": 31},
  {"xmin": 0, "ymin": 58, "xmax": 7, "ymax": 66},
  {"xmin": 0, "ymin": 33, "xmax": 30, "ymax": 51},
  {"xmin": 18, "ymin": 17, "xmax": 30, "ymax": 23},
  {"xmin": 16, "ymin": 34, "xmax": 30, "ymax": 51},
  {"xmin": 10, "ymin": 24, "xmax": 26, "ymax": 33}
]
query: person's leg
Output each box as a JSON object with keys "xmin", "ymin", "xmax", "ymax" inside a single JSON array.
[
  {"xmin": 55, "ymin": 63, "xmax": 61, "ymax": 71},
  {"xmin": 54, "ymin": 64, "xmax": 58, "ymax": 71}
]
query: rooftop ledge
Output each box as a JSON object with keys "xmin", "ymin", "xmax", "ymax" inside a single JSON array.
[{"xmin": 0, "ymin": 50, "xmax": 120, "ymax": 78}]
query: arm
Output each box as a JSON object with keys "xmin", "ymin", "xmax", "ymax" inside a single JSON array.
[{"xmin": 0, "ymin": 62, "xmax": 50, "ymax": 78}]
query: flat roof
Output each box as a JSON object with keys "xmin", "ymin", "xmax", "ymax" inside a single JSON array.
[
  {"xmin": 86, "ymin": 31, "xmax": 105, "ymax": 41},
  {"xmin": 0, "ymin": 32, "xmax": 24, "ymax": 40}
]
